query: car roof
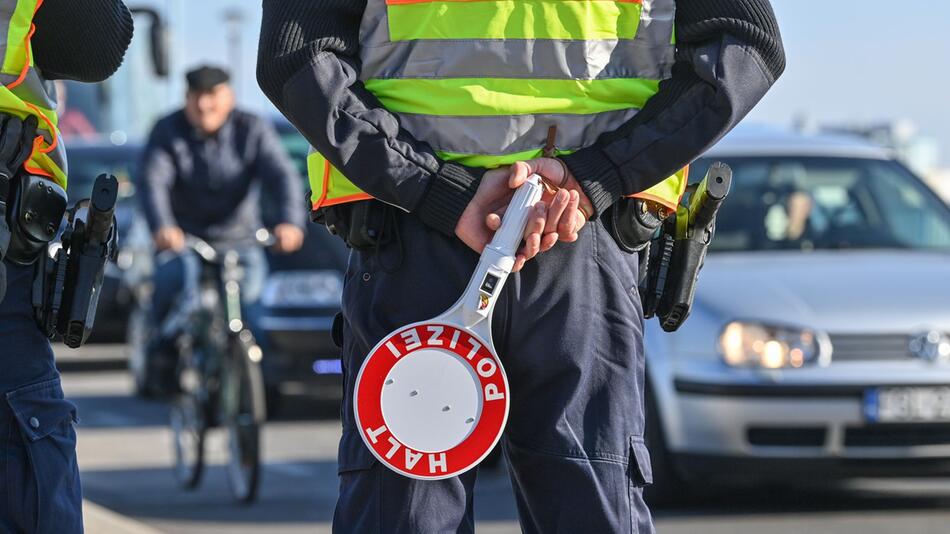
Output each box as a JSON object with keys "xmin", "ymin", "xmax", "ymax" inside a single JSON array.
[
  {"xmin": 64, "ymin": 138, "xmax": 143, "ymax": 154},
  {"xmin": 705, "ymin": 124, "xmax": 892, "ymax": 160}
]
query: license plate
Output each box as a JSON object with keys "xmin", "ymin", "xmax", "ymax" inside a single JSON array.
[
  {"xmin": 261, "ymin": 271, "xmax": 343, "ymax": 308},
  {"xmin": 864, "ymin": 387, "xmax": 950, "ymax": 423}
]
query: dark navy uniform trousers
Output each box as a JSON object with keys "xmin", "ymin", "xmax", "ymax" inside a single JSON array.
[
  {"xmin": 0, "ymin": 261, "xmax": 83, "ymax": 534},
  {"xmin": 334, "ymin": 212, "xmax": 654, "ymax": 533}
]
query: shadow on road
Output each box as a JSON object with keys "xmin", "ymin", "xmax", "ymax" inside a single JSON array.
[
  {"xmin": 81, "ymin": 461, "xmax": 520, "ymax": 525},
  {"xmin": 652, "ymin": 481, "xmax": 950, "ymax": 518},
  {"xmin": 72, "ymin": 394, "xmax": 170, "ymax": 428},
  {"xmin": 70, "ymin": 391, "xmax": 341, "ymax": 429},
  {"xmin": 83, "ymin": 461, "xmax": 340, "ymax": 523},
  {"xmin": 270, "ymin": 393, "xmax": 342, "ymax": 422},
  {"xmin": 83, "ymin": 459, "xmax": 950, "ymax": 527}
]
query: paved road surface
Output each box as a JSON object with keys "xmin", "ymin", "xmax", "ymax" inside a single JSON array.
[{"xmin": 60, "ymin": 345, "xmax": 950, "ymax": 534}]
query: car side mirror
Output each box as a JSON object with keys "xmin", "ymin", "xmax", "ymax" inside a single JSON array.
[{"xmin": 129, "ymin": 7, "xmax": 169, "ymax": 78}]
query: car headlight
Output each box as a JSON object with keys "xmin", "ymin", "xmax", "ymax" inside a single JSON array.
[{"xmin": 718, "ymin": 321, "xmax": 830, "ymax": 369}]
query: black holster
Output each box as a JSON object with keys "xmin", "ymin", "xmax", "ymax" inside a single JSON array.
[
  {"xmin": 620, "ymin": 163, "xmax": 734, "ymax": 332},
  {"xmin": 312, "ymin": 198, "xmax": 395, "ymax": 252},
  {"xmin": 33, "ymin": 174, "xmax": 118, "ymax": 348},
  {"xmin": 0, "ymin": 173, "xmax": 67, "ymax": 304}
]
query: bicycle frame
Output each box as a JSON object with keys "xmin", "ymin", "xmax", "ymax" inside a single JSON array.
[
  {"xmin": 163, "ymin": 240, "xmax": 253, "ymax": 413},
  {"xmin": 166, "ymin": 234, "xmax": 268, "ymax": 502}
]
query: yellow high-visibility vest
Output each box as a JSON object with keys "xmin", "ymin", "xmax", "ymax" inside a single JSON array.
[
  {"xmin": 309, "ymin": 0, "xmax": 684, "ymax": 213},
  {"xmin": 0, "ymin": 0, "xmax": 67, "ymax": 189}
]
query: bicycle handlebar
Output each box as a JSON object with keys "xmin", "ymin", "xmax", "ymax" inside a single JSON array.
[{"xmin": 164, "ymin": 228, "xmax": 278, "ymax": 264}]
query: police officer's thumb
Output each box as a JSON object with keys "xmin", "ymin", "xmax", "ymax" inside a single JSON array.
[{"xmin": 508, "ymin": 161, "xmax": 531, "ymax": 189}]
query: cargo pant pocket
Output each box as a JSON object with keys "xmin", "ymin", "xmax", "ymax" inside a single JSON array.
[
  {"xmin": 629, "ymin": 437, "xmax": 653, "ymax": 486},
  {"xmin": 5, "ymin": 377, "xmax": 83, "ymax": 534},
  {"xmin": 629, "ymin": 437, "xmax": 656, "ymax": 534}
]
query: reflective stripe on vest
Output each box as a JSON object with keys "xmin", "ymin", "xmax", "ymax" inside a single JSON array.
[
  {"xmin": 309, "ymin": 0, "xmax": 683, "ymax": 212},
  {"xmin": 0, "ymin": 0, "xmax": 66, "ymax": 189}
]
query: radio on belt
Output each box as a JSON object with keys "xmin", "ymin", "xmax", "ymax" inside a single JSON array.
[{"xmin": 354, "ymin": 175, "xmax": 543, "ymax": 480}]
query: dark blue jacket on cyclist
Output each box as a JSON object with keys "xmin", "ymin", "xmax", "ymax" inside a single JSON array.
[{"xmin": 137, "ymin": 109, "xmax": 306, "ymax": 244}]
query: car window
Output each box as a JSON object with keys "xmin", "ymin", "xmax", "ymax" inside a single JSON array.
[
  {"xmin": 691, "ymin": 156, "xmax": 950, "ymax": 252},
  {"xmin": 65, "ymin": 146, "xmax": 140, "ymax": 205},
  {"xmin": 866, "ymin": 163, "xmax": 950, "ymax": 249}
]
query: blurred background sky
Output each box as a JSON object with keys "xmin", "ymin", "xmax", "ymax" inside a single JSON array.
[{"xmin": 126, "ymin": 0, "xmax": 950, "ymax": 168}]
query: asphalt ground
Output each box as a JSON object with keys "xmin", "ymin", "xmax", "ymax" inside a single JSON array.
[{"xmin": 58, "ymin": 344, "xmax": 950, "ymax": 534}]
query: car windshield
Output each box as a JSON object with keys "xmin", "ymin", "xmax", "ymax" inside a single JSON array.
[
  {"xmin": 689, "ymin": 156, "xmax": 950, "ymax": 252},
  {"xmin": 65, "ymin": 145, "xmax": 140, "ymax": 205}
]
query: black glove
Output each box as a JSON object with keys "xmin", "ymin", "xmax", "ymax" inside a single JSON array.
[{"xmin": 0, "ymin": 113, "xmax": 39, "ymax": 303}]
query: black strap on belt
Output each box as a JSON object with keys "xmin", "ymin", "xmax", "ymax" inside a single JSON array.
[
  {"xmin": 0, "ymin": 113, "xmax": 40, "ymax": 304},
  {"xmin": 313, "ymin": 197, "xmax": 404, "ymax": 271}
]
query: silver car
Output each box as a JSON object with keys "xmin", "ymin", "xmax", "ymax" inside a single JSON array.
[{"xmin": 646, "ymin": 126, "xmax": 950, "ymax": 501}]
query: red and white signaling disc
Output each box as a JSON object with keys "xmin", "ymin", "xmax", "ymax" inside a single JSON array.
[{"xmin": 354, "ymin": 322, "xmax": 509, "ymax": 480}]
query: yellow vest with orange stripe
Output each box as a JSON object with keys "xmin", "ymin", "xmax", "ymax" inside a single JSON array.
[
  {"xmin": 0, "ymin": 0, "xmax": 66, "ymax": 189},
  {"xmin": 308, "ymin": 0, "xmax": 685, "ymax": 214}
]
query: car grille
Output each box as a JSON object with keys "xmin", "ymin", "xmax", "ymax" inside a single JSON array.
[
  {"xmin": 747, "ymin": 427, "xmax": 827, "ymax": 447},
  {"xmin": 830, "ymin": 334, "xmax": 911, "ymax": 362},
  {"xmin": 845, "ymin": 424, "xmax": 950, "ymax": 447}
]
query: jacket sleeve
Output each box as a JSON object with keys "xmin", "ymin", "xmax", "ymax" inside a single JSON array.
[
  {"xmin": 256, "ymin": 0, "xmax": 483, "ymax": 237},
  {"xmin": 560, "ymin": 0, "xmax": 787, "ymax": 217},
  {"xmin": 253, "ymin": 118, "xmax": 307, "ymax": 229},
  {"xmin": 32, "ymin": 0, "xmax": 133, "ymax": 82},
  {"xmin": 135, "ymin": 123, "xmax": 178, "ymax": 234}
]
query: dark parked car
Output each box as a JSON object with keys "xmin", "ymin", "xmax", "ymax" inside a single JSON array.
[
  {"xmin": 260, "ymin": 228, "xmax": 348, "ymax": 408},
  {"xmin": 261, "ymin": 118, "xmax": 348, "ymax": 408}
]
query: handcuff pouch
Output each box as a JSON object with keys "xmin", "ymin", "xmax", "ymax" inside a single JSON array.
[{"xmin": 5, "ymin": 174, "xmax": 67, "ymax": 265}]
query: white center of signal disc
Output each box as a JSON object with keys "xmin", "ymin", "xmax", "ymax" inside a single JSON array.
[{"xmin": 380, "ymin": 348, "xmax": 482, "ymax": 453}]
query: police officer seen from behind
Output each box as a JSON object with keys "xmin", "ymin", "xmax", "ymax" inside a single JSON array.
[
  {"xmin": 259, "ymin": 0, "xmax": 784, "ymax": 531},
  {"xmin": 136, "ymin": 66, "xmax": 306, "ymax": 396},
  {"xmin": 0, "ymin": 0, "xmax": 132, "ymax": 532}
]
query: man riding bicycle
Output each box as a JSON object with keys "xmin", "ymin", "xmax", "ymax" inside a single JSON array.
[{"xmin": 136, "ymin": 65, "xmax": 306, "ymax": 396}]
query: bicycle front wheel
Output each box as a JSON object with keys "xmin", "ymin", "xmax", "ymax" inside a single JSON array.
[
  {"xmin": 223, "ymin": 329, "xmax": 266, "ymax": 503},
  {"xmin": 170, "ymin": 392, "xmax": 206, "ymax": 489}
]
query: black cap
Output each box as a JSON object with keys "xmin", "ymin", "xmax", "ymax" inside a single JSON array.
[{"xmin": 186, "ymin": 65, "xmax": 230, "ymax": 92}]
